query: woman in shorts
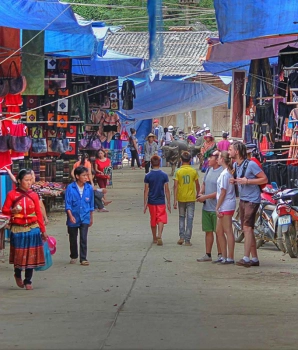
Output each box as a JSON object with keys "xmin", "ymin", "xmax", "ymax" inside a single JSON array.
[{"xmin": 215, "ymin": 151, "xmax": 236, "ymax": 264}]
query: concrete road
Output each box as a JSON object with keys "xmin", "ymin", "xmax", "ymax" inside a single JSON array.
[{"xmin": 0, "ymin": 166, "xmax": 298, "ymax": 350}]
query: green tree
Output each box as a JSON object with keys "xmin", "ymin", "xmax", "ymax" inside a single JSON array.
[{"xmin": 67, "ymin": 0, "xmax": 217, "ymax": 32}]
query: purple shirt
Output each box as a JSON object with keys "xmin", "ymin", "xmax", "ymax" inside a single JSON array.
[{"xmin": 217, "ymin": 140, "xmax": 230, "ymax": 151}]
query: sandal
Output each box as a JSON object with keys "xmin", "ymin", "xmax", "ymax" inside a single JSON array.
[
  {"xmin": 157, "ymin": 238, "xmax": 163, "ymax": 246},
  {"xmin": 70, "ymin": 258, "xmax": 77, "ymax": 264},
  {"xmin": 80, "ymin": 261, "xmax": 90, "ymax": 266},
  {"xmin": 25, "ymin": 284, "xmax": 33, "ymax": 290}
]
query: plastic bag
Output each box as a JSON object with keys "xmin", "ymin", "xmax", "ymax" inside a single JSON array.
[{"xmin": 35, "ymin": 240, "xmax": 53, "ymax": 271}]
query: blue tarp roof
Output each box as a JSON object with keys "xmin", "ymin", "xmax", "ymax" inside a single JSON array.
[
  {"xmin": 119, "ymin": 80, "xmax": 228, "ymax": 120},
  {"xmin": 0, "ymin": 0, "xmax": 94, "ymax": 34},
  {"xmin": 72, "ymin": 50, "xmax": 147, "ymax": 77},
  {"xmin": 214, "ymin": 0, "xmax": 298, "ymax": 43},
  {"xmin": 0, "ymin": 0, "xmax": 110, "ymax": 57}
]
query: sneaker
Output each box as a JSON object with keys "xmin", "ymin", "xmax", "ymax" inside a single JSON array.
[
  {"xmin": 197, "ymin": 254, "xmax": 212, "ymax": 262},
  {"xmin": 177, "ymin": 239, "xmax": 184, "ymax": 245},
  {"xmin": 221, "ymin": 259, "xmax": 235, "ymax": 265},
  {"xmin": 184, "ymin": 242, "xmax": 192, "ymax": 246},
  {"xmin": 250, "ymin": 260, "xmax": 260, "ymax": 267},
  {"xmin": 236, "ymin": 259, "xmax": 251, "ymax": 268},
  {"xmin": 212, "ymin": 256, "xmax": 224, "ymax": 264}
]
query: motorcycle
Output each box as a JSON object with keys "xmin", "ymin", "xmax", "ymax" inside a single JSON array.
[
  {"xmin": 232, "ymin": 183, "xmax": 286, "ymax": 252},
  {"xmin": 275, "ymin": 188, "xmax": 298, "ymax": 258}
]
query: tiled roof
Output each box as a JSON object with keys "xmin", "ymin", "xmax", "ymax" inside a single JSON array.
[{"xmin": 105, "ymin": 31, "xmax": 218, "ymax": 76}]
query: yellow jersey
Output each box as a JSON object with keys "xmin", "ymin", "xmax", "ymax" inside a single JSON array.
[{"xmin": 173, "ymin": 165, "xmax": 199, "ymax": 202}]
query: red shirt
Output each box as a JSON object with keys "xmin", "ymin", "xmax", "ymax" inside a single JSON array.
[
  {"xmin": 95, "ymin": 158, "xmax": 111, "ymax": 173},
  {"xmin": 2, "ymin": 189, "xmax": 46, "ymax": 233}
]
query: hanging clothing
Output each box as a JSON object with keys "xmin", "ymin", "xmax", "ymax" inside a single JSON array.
[
  {"xmin": 278, "ymin": 46, "xmax": 298, "ymax": 73},
  {"xmin": 121, "ymin": 79, "xmax": 136, "ymax": 110}
]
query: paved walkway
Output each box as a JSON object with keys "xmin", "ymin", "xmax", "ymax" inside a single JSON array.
[{"xmin": 0, "ymin": 166, "xmax": 298, "ymax": 350}]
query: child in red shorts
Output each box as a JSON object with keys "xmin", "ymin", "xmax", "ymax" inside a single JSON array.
[{"xmin": 144, "ymin": 155, "xmax": 171, "ymax": 245}]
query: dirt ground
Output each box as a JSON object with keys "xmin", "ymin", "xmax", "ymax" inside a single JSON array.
[{"xmin": 0, "ymin": 164, "xmax": 298, "ymax": 350}]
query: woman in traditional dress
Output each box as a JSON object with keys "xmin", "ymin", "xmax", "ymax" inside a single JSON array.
[
  {"xmin": 2, "ymin": 169, "xmax": 47, "ymax": 290},
  {"xmin": 200, "ymin": 133, "xmax": 217, "ymax": 172}
]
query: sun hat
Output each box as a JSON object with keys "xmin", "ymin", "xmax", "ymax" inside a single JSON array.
[
  {"xmin": 146, "ymin": 133, "xmax": 157, "ymax": 140},
  {"xmin": 204, "ymin": 133, "xmax": 214, "ymax": 140},
  {"xmin": 153, "ymin": 119, "xmax": 159, "ymax": 123}
]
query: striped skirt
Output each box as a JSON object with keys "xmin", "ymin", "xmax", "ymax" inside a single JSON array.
[{"xmin": 9, "ymin": 227, "xmax": 45, "ymax": 270}]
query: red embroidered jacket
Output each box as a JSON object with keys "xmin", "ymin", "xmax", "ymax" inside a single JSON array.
[{"xmin": 2, "ymin": 189, "xmax": 46, "ymax": 233}]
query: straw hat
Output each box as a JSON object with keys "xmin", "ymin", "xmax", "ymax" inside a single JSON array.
[
  {"xmin": 204, "ymin": 133, "xmax": 214, "ymax": 140},
  {"xmin": 146, "ymin": 133, "xmax": 157, "ymax": 140}
]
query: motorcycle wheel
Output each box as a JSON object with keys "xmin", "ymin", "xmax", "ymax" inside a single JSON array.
[
  {"xmin": 233, "ymin": 208, "xmax": 244, "ymax": 243},
  {"xmin": 253, "ymin": 213, "xmax": 264, "ymax": 249},
  {"xmin": 256, "ymin": 239, "xmax": 265, "ymax": 249},
  {"xmin": 285, "ymin": 224, "xmax": 298, "ymax": 258}
]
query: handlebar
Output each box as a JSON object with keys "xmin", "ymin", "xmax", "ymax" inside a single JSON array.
[{"xmin": 272, "ymin": 188, "xmax": 298, "ymax": 200}]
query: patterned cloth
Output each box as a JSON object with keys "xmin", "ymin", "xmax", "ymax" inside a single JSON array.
[{"xmin": 9, "ymin": 227, "xmax": 45, "ymax": 270}]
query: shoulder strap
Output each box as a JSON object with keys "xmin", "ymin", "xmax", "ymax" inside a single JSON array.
[
  {"xmin": 241, "ymin": 159, "xmax": 250, "ymax": 178},
  {"xmin": 233, "ymin": 159, "xmax": 250, "ymax": 179}
]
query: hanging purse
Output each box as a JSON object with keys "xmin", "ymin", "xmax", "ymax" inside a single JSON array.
[
  {"xmin": 9, "ymin": 123, "xmax": 32, "ymax": 152},
  {"xmin": 79, "ymin": 134, "xmax": 89, "ymax": 149},
  {"xmin": 7, "ymin": 60, "xmax": 27, "ymax": 95},
  {"xmin": 89, "ymin": 133, "xmax": 101, "ymax": 150},
  {"xmin": 31, "ymin": 127, "xmax": 47, "ymax": 153},
  {"xmin": 0, "ymin": 135, "xmax": 10, "ymax": 152},
  {"xmin": 0, "ymin": 64, "xmax": 9, "ymax": 97}
]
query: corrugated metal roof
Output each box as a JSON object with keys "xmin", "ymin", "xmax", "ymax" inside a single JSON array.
[{"xmin": 105, "ymin": 31, "xmax": 218, "ymax": 76}]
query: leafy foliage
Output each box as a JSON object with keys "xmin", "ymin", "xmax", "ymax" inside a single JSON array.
[{"xmin": 68, "ymin": 0, "xmax": 217, "ymax": 32}]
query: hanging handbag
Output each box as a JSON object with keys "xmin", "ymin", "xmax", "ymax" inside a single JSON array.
[
  {"xmin": 32, "ymin": 138, "xmax": 47, "ymax": 153},
  {"xmin": 0, "ymin": 135, "xmax": 10, "ymax": 152},
  {"xmin": 0, "ymin": 64, "xmax": 9, "ymax": 97},
  {"xmin": 79, "ymin": 134, "xmax": 89, "ymax": 149},
  {"xmin": 89, "ymin": 134, "xmax": 101, "ymax": 150},
  {"xmin": 120, "ymin": 126, "xmax": 129, "ymax": 141},
  {"xmin": 7, "ymin": 61, "xmax": 27, "ymax": 95},
  {"xmin": 9, "ymin": 123, "xmax": 32, "ymax": 152},
  {"xmin": 31, "ymin": 127, "xmax": 47, "ymax": 153}
]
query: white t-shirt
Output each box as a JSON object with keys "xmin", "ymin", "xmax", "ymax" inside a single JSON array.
[
  {"xmin": 216, "ymin": 168, "xmax": 236, "ymax": 212},
  {"xmin": 76, "ymin": 183, "xmax": 84, "ymax": 198}
]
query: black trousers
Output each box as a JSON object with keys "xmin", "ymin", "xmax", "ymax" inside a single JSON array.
[
  {"xmin": 131, "ymin": 149, "xmax": 141, "ymax": 167},
  {"xmin": 144, "ymin": 161, "xmax": 151, "ymax": 174},
  {"xmin": 68, "ymin": 224, "xmax": 89, "ymax": 262},
  {"xmin": 15, "ymin": 268, "xmax": 33, "ymax": 285}
]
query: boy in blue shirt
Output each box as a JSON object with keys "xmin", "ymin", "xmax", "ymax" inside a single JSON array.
[
  {"xmin": 65, "ymin": 166, "xmax": 94, "ymax": 265},
  {"xmin": 144, "ymin": 155, "xmax": 171, "ymax": 245}
]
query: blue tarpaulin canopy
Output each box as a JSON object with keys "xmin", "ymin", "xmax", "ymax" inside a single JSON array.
[
  {"xmin": 72, "ymin": 50, "xmax": 146, "ymax": 77},
  {"xmin": 119, "ymin": 80, "xmax": 228, "ymax": 120},
  {"xmin": 214, "ymin": 0, "xmax": 298, "ymax": 43},
  {"xmin": 0, "ymin": 0, "xmax": 108, "ymax": 57},
  {"xmin": 0, "ymin": 0, "xmax": 94, "ymax": 34}
]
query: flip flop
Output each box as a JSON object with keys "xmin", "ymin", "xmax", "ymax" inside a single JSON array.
[{"xmin": 80, "ymin": 261, "xmax": 90, "ymax": 266}]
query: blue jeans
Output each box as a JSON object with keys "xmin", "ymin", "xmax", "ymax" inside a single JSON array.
[
  {"xmin": 68, "ymin": 224, "xmax": 89, "ymax": 262},
  {"xmin": 178, "ymin": 201, "xmax": 195, "ymax": 242}
]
